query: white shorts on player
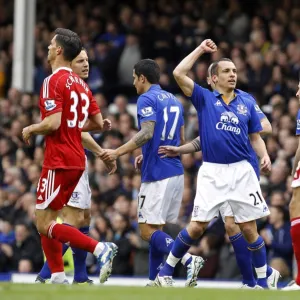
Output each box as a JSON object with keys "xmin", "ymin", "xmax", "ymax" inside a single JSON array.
[
  {"xmin": 138, "ymin": 175, "xmax": 184, "ymax": 224},
  {"xmin": 67, "ymin": 156, "xmax": 91, "ymax": 210},
  {"xmin": 191, "ymin": 160, "xmax": 270, "ymax": 223}
]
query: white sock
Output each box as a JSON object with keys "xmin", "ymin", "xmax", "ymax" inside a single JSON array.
[
  {"xmin": 50, "ymin": 272, "xmax": 66, "ymax": 283},
  {"xmin": 255, "ymin": 265, "xmax": 267, "ymax": 278},
  {"xmin": 93, "ymin": 242, "xmax": 105, "ymax": 257},
  {"xmin": 181, "ymin": 253, "xmax": 192, "ymax": 266},
  {"xmin": 166, "ymin": 252, "xmax": 180, "ymax": 268}
]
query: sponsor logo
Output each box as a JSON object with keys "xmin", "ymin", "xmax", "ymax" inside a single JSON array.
[
  {"xmin": 214, "ymin": 100, "xmax": 222, "ymax": 106},
  {"xmin": 254, "ymin": 105, "xmax": 262, "ymax": 112},
  {"xmin": 44, "ymin": 100, "xmax": 56, "ymax": 111},
  {"xmin": 263, "ymin": 205, "xmax": 269, "ymax": 213},
  {"xmin": 237, "ymin": 104, "xmax": 248, "ymax": 115},
  {"xmin": 216, "ymin": 111, "xmax": 240, "ymax": 135},
  {"xmin": 193, "ymin": 205, "xmax": 199, "ymax": 217},
  {"xmin": 141, "ymin": 106, "xmax": 154, "ymax": 117},
  {"xmin": 165, "ymin": 238, "xmax": 173, "ymax": 247}
]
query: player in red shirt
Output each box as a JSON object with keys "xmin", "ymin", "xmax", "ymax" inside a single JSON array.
[{"xmin": 22, "ymin": 28, "xmax": 117, "ymax": 284}]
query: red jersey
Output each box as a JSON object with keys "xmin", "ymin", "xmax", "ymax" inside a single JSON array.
[{"xmin": 39, "ymin": 67, "xmax": 100, "ymax": 170}]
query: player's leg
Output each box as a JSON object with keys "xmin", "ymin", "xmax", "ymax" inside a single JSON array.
[
  {"xmin": 283, "ymin": 185, "xmax": 300, "ymax": 290},
  {"xmin": 138, "ymin": 177, "xmax": 193, "ymax": 285},
  {"xmin": 36, "ymin": 169, "xmax": 118, "ymax": 284},
  {"xmin": 62, "ymin": 205, "xmax": 92, "ymax": 284},
  {"xmin": 221, "ymin": 202, "xmax": 256, "ymax": 288},
  {"xmin": 62, "ymin": 167, "xmax": 93, "ymax": 285},
  {"xmin": 229, "ymin": 161, "xmax": 271, "ymax": 288},
  {"xmin": 156, "ymin": 164, "xmax": 223, "ymax": 286}
]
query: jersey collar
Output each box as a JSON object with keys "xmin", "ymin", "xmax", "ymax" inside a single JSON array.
[
  {"xmin": 53, "ymin": 67, "xmax": 72, "ymax": 74},
  {"xmin": 213, "ymin": 88, "xmax": 239, "ymax": 97},
  {"xmin": 148, "ymin": 84, "xmax": 162, "ymax": 91}
]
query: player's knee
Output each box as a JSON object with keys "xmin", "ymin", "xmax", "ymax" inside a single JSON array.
[
  {"xmin": 139, "ymin": 224, "xmax": 158, "ymax": 241},
  {"xmin": 187, "ymin": 221, "xmax": 206, "ymax": 239},
  {"xmin": 239, "ymin": 223, "xmax": 258, "ymax": 243},
  {"xmin": 224, "ymin": 218, "xmax": 240, "ymax": 236},
  {"xmin": 36, "ymin": 220, "xmax": 51, "ymax": 236}
]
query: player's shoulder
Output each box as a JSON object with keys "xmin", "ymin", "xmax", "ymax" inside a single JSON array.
[{"xmin": 236, "ymin": 89, "xmax": 257, "ymax": 103}]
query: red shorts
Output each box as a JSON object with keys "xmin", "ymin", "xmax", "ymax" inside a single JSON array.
[{"xmin": 36, "ymin": 168, "xmax": 83, "ymax": 210}]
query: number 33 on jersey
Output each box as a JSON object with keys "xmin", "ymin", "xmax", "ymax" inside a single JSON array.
[{"xmin": 40, "ymin": 67, "xmax": 100, "ymax": 170}]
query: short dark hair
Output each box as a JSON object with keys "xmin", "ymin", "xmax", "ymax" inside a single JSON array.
[
  {"xmin": 54, "ymin": 28, "xmax": 82, "ymax": 62},
  {"xmin": 133, "ymin": 59, "xmax": 160, "ymax": 84},
  {"xmin": 210, "ymin": 58, "xmax": 233, "ymax": 77}
]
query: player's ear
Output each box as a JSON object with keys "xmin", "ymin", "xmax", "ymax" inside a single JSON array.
[
  {"xmin": 212, "ymin": 75, "xmax": 218, "ymax": 84},
  {"xmin": 207, "ymin": 77, "xmax": 211, "ymax": 85},
  {"xmin": 56, "ymin": 46, "xmax": 62, "ymax": 55}
]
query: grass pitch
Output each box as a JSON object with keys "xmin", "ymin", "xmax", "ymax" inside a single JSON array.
[{"xmin": 0, "ymin": 284, "xmax": 299, "ymax": 300}]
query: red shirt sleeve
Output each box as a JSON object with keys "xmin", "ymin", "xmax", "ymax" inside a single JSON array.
[
  {"xmin": 40, "ymin": 75, "xmax": 64, "ymax": 117},
  {"xmin": 88, "ymin": 92, "xmax": 101, "ymax": 116}
]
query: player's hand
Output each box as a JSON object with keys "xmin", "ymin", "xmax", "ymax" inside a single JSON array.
[
  {"xmin": 103, "ymin": 159, "xmax": 117, "ymax": 175},
  {"xmin": 158, "ymin": 146, "xmax": 181, "ymax": 158},
  {"xmin": 103, "ymin": 119, "xmax": 112, "ymax": 131},
  {"xmin": 22, "ymin": 126, "xmax": 33, "ymax": 145},
  {"xmin": 199, "ymin": 39, "xmax": 217, "ymax": 53},
  {"xmin": 260, "ymin": 155, "xmax": 271, "ymax": 174},
  {"xmin": 134, "ymin": 154, "xmax": 143, "ymax": 171},
  {"xmin": 101, "ymin": 149, "xmax": 118, "ymax": 162}
]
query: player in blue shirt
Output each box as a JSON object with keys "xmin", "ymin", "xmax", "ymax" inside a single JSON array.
[
  {"xmin": 282, "ymin": 84, "xmax": 300, "ymax": 290},
  {"xmin": 158, "ymin": 63, "xmax": 281, "ymax": 289},
  {"xmin": 102, "ymin": 59, "xmax": 204, "ymax": 287},
  {"xmin": 155, "ymin": 40, "xmax": 272, "ymax": 288}
]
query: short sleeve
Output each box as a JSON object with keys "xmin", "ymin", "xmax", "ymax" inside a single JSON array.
[
  {"xmin": 40, "ymin": 77, "xmax": 63, "ymax": 117},
  {"xmin": 248, "ymin": 95, "xmax": 267, "ymax": 121},
  {"xmin": 189, "ymin": 83, "xmax": 205, "ymax": 111},
  {"xmin": 137, "ymin": 95, "xmax": 157, "ymax": 124},
  {"xmin": 248, "ymin": 103, "xmax": 263, "ymax": 134},
  {"xmin": 88, "ymin": 93, "xmax": 101, "ymax": 116}
]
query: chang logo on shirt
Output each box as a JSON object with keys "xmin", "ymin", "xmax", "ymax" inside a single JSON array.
[
  {"xmin": 216, "ymin": 112, "xmax": 241, "ymax": 135},
  {"xmin": 44, "ymin": 100, "xmax": 56, "ymax": 111},
  {"xmin": 141, "ymin": 106, "xmax": 154, "ymax": 117}
]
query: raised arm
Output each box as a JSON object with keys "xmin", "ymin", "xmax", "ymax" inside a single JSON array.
[{"xmin": 173, "ymin": 39, "xmax": 217, "ymax": 97}]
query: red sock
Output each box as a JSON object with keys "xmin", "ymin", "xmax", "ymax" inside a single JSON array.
[
  {"xmin": 49, "ymin": 223, "xmax": 98, "ymax": 254},
  {"xmin": 291, "ymin": 217, "xmax": 300, "ymax": 285},
  {"xmin": 41, "ymin": 235, "xmax": 64, "ymax": 273}
]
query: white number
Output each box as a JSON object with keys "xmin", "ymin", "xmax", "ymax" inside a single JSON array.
[
  {"xmin": 78, "ymin": 93, "xmax": 90, "ymax": 128},
  {"xmin": 67, "ymin": 91, "xmax": 90, "ymax": 128},
  {"xmin": 37, "ymin": 178, "xmax": 47, "ymax": 193},
  {"xmin": 161, "ymin": 106, "xmax": 180, "ymax": 141}
]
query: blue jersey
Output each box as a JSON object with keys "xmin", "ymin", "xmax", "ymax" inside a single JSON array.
[
  {"xmin": 238, "ymin": 90, "xmax": 267, "ymax": 179},
  {"xmin": 191, "ymin": 84, "xmax": 262, "ymax": 164},
  {"xmin": 296, "ymin": 109, "xmax": 300, "ymax": 135},
  {"xmin": 137, "ymin": 85, "xmax": 184, "ymax": 182}
]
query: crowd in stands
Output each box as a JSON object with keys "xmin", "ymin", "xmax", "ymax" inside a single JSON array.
[{"xmin": 0, "ymin": 0, "xmax": 300, "ymax": 281}]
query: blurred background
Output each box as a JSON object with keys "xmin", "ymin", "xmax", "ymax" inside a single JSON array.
[{"xmin": 0, "ymin": 0, "xmax": 299, "ymax": 283}]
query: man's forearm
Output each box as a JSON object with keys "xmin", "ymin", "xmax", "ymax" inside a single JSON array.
[
  {"xmin": 250, "ymin": 136, "xmax": 268, "ymax": 159},
  {"xmin": 179, "ymin": 137, "xmax": 201, "ymax": 154},
  {"xmin": 81, "ymin": 132, "xmax": 103, "ymax": 156},
  {"xmin": 292, "ymin": 145, "xmax": 300, "ymax": 177},
  {"xmin": 30, "ymin": 120, "xmax": 55, "ymax": 135},
  {"xmin": 173, "ymin": 46, "xmax": 205, "ymax": 76},
  {"xmin": 116, "ymin": 123, "xmax": 154, "ymax": 157}
]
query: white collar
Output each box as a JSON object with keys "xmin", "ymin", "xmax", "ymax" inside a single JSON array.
[{"xmin": 53, "ymin": 67, "xmax": 72, "ymax": 74}]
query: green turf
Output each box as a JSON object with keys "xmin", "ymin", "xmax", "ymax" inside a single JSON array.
[{"xmin": 0, "ymin": 284, "xmax": 299, "ymax": 300}]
